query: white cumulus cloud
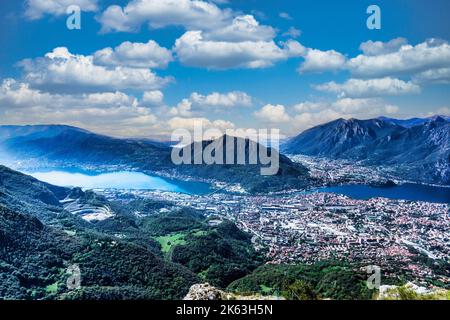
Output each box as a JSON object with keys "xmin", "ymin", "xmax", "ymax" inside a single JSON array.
[
  {"xmin": 299, "ymin": 48, "xmax": 347, "ymax": 73},
  {"xmin": 25, "ymin": 0, "xmax": 98, "ymax": 20},
  {"xmin": 19, "ymin": 47, "xmax": 171, "ymax": 93},
  {"xmin": 254, "ymin": 104, "xmax": 291, "ymax": 123},
  {"xmin": 174, "ymin": 31, "xmax": 305, "ymax": 69},
  {"xmin": 282, "ymin": 27, "xmax": 302, "ymax": 38},
  {"xmin": 315, "ymin": 77, "xmax": 421, "ymax": 98},
  {"xmin": 279, "ymin": 12, "xmax": 293, "ymax": 20},
  {"xmin": 169, "ymin": 99, "xmax": 193, "ymax": 117},
  {"xmin": 142, "ymin": 90, "xmax": 164, "ymax": 105},
  {"xmin": 359, "ymin": 37, "xmax": 408, "ymax": 56},
  {"xmin": 332, "ymin": 98, "xmax": 399, "ymax": 115},
  {"xmin": 413, "ymin": 68, "xmax": 450, "ymax": 84},
  {"xmin": 204, "ymin": 15, "xmax": 276, "ymax": 42},
  {"xmin": 348, "ymin": 39, "xmax": 450, "ymax": 78},
  {"xmin": 0, "ymin": 78, "xmax": 160, "ymax": 137},
  {"xmin": 168, "ymin": 91, "xmax": 252, "ymax": 117},
  {"xmin": 189, "ymin": 91, "xmax": 252, "ymax": 107},
  {"xmin": 298, "ymin": 38, "xmax": 450, "ymax": 81},
  {"xmin": 93, "ymin": 40, "xmax": 173, "ymax": 69},
  {"xmin": 98, "ymin": 0, "xmax": 232, "ymax": 33},
  {"xmin": 167, "ymin": 116, "xmax": 234, "ymax": 132}
]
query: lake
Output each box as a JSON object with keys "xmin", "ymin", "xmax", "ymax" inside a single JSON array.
[
  {"xmin": 25, "ymin": 170, "xmax": 450, "ymax": 203},
  {"xmin": 315, "ymin": 183, "xmax": 450, "ymax": 204},
  {"xmin": 28, "ymin": 170, "xmax": 213, "ymax": 195}
]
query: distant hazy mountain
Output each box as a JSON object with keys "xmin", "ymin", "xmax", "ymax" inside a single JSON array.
[
  {"xmin": 176, "ymin": 134, "xmax": 313, "ymax": 192},
  {"xmin": 0, "ymin": 125, "xmax": 315, "ymax": 192},
  {"xmin": 0, "ymin": 125, "xmax": 172, "ymax": 171},
  {"xmin": 283, "ymin": 116, "xmax": 450, "ymax": 185},
  {"xmin": 377, "ymin": 115, "xmax": 450, "ymax": 128}
]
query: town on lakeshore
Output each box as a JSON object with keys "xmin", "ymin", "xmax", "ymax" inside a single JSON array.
[{"xmin": 98, "ymin": 187, "xmax": 449, "ymax": 285}]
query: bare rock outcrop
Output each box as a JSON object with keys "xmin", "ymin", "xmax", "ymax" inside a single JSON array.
[{"xmin": 184, "ymin": 283, "xmax": 284, "ymax": 300}]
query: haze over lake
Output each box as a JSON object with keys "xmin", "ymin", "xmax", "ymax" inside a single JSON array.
[{"xmin": 28, "ymin": 171, "xmax": 212, "ymax": 195}]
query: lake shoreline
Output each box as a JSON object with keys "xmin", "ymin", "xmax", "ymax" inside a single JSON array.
[{"xmin": 20, "ymin": 168, "xmax": 450, "ymax": 204}]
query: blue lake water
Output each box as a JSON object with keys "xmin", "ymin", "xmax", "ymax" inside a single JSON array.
[
  {"xmin": 315, "ymin": 183, "xmax": 450, "ymax": 204},
  {"xmin": 25, "ymin": 170, "xmax": 450, "ymax": 203},
  {"xmin": 28, "ymin": 171, "xmax": 212, "ymax": 195}
]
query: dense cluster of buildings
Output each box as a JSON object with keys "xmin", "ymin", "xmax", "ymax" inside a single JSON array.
[
  {"xmin": 100, "ymin": 187, "xmax": 449, "ymax": 284},
  {"xmin": 288, "ymin": 154, "xmax": 398, "ymax": 185}
]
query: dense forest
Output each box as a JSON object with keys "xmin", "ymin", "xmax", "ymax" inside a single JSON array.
[
  {"xmin": 0, "ymin": 166, "xmax": 262, "ymax": 299},
  {"xmin": 0, "ymin": 204, "xmax": 199, "ymax": 300},
  {"xmin": 227, "ymin": 262, "xmax": 379, "ymax": 300}
]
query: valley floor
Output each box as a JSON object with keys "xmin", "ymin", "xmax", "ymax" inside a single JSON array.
[{"xmin": 99, "ymin": 187, "xmax": 450, "ymax": 288}]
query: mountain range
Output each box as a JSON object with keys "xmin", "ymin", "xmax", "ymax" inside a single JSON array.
[
  {"xmin": 378, "ymin": 115, "xmax": 450, "ymax": 128},
  {"xmin": 0, "ymin": 125, "xmax": 312, "ymax": 193},
  {"xmin": 1, "ymin": 115, "xmax": 448, "ymax": 188},
  {"xmin": 1, "ymin": 116, "xmax": 448, "ymax": 299},
  {"xmin": 282, "ymin": 116, "xmax": 450, "ymax": 185},
  {"xmin": 0, "ymin": 125, "xmax": 172, "ymax": 170}
]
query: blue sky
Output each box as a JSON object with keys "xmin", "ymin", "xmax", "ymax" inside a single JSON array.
[{"xmin": 0, "ymin": 0, "xmax": 449, "ymax": 138}]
